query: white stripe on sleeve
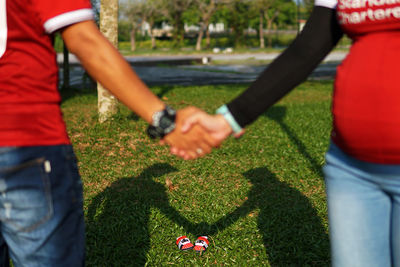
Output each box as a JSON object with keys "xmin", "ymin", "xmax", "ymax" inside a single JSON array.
[
  {"xmin": 44, "ymin": 8, "xmax": 94, "ymax": 34},
  {"xmin": 314, "ymin": 0, "xmax": 337, "ymax": 9}
]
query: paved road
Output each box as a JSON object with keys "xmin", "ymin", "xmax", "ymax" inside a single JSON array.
[{"xmin": 58, "ymin": 51, "xmax": 347, "ymax": 88}]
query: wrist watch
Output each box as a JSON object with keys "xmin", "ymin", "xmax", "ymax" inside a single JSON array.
[{"xmin": 146, "ymin": 106, "xmax": 176, "ymax": 139}]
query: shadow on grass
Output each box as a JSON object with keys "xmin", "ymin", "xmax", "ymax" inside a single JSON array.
[
  {"xmin": 86, "ymin": 163, "xmax": 329, "ymax": 265},
  {"xmin": 265, "ymin": 105, "xmax": 324, "ymax": 178},
  {"xmin": 207, "ymin": 167, "xmax": 330, "ymax": 265},
  {"xmin": 85, "ymin": 163, "xmax": 199, "ymax": 266}
]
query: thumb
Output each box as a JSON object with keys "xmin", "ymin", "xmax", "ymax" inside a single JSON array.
[{"xmin": 181, "ymin": 113, "xmax": 203, "ymax": 133}]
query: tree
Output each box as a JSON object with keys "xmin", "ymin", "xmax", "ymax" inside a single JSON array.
[
  {"xmin": 253, "ymin": 0, "xmax": 280, "ymax": 48},
  {"xmin": 120, "ymin": 1, "xmax": 144, "ymax": 51},
  {"xmin": 302, "ymin": 0, "xmax": 314, "ymax": 17},
  {"xmin": 252, "ymin": 0, "xmax": 295, "ymax": 48},
  {"xmin": 258, "ymin": 8, "xmax": 266, "ymax": 48},
  {"xmin": 192, "ymin": 0, "xmax": 217, "ymax": 51},
  {"xmin": 141, "ymin": 0, "xmax": 164, "ymax": 49},
  {"xmin": 275, "ymin": 1, "xmax": 297, "ymax": 29},
  {"xmin": 223, "ymin": 0, "xmax": 254, "ymax": 48},
  {"xmin": 98, "ymin": 0, "xmax": 119, "ymax": 123},
  {"xmin": 160, "ymin": 0, "xmax": 194, "ymax": 47},
  {"xmin": 121, "ymin": 0, "xmax": 164, "ymax": 50}
]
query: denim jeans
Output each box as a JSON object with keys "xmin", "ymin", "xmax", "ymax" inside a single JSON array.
[
  {"xmin": 323, "ymin": 142, "xmax": 400, "ymax": 267},
  {"xmin": 0, "ymin": 145, "xmax": 85, "ymax": 267}
]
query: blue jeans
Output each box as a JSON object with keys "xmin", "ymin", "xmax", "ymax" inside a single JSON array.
[
  {"xmin": 323, "ymin": 142, "xmax": 400, "ymax": 267},
  {"xmin": 0, "ymin": 145, "xmax": 85, "ymax": 267}
]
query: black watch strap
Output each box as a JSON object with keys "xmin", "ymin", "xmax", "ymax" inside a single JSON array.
[{"xmin": 146, "ymin": 106, "xmax": 176, "ymax": 139}]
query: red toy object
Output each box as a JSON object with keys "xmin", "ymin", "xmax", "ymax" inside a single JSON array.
[
  {"xmin": 194, "ymin": 236, "xmax": 209, "ymax": 253},
  {"xmin": 176, "ymin": 236, "xmax": 194, "ymax": 251}
]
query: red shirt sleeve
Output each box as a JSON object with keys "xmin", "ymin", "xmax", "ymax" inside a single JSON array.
[{"xmin": 31, "ymin": 0, "xmax": 94, "ymax": 33}]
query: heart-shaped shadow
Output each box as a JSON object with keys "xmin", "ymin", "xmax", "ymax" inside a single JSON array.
[{"xmin": 86, "ymin": 163, "xmax": 330, "ymax": 266}]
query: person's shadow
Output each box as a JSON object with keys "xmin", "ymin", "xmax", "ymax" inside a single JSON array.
[
  {"xmin": 205, "ymin": 167, "xmax": 330, "ymax": 265},
  {"xmin": 265, "ymin": 105, "xmax": 324, "ymax": 178},
  {"xmin": 85, "ymin": 163, "xmax": 202, "ymax": 266},
  {"xmin": 86, "ymin": 164, "xmax": 330, "ymax": 266}
]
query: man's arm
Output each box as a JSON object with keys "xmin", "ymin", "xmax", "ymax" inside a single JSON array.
[
  {"xmin": 61, "ymin": 20, "xmax": 217, "ymax": 159},
  {"xmin": 61, "ymin": 20, "xmax": 163, "ymax": 122}
]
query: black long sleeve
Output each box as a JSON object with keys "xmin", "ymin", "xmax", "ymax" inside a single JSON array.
[{"xmin": 227, "ymin": 6, "xmax": 344, "ymax": 128}]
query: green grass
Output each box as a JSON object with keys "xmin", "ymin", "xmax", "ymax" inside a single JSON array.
[
  {"xmin": 61, "ymin": 80, "xmax": 333, "ymax": 266},
  {"xmin": 117, "ymin": 33, "xmax": 298, "ymax": 56},
  {"xmin": 117, "ymin": 34, "xmax": 351, "ymax": 56},
  {"xmin": 55, "ymin": 31, "xmax": 350, "ymax": 55}
]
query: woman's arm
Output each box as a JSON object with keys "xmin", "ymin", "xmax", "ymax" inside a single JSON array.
[
  {"xmin": 179, "ymin": 6, "xmax": 344, "ymax": 150},
  {"xmin": 61, "ymin": 20, "xmax": 217, "ymax": 159},
  {"xmin": 227, "ymin": 6, "xmax": 343, "ymax": 128}
]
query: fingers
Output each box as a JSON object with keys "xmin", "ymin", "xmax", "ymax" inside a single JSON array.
[
  {"xmin": 161, "ymin": 106, "xmax": 238, "ymax": 160},
  {"xmin": 180, "ymin": 112, "xmax": 204, "ymax": 133},
  {"xmin": 170, "ymin": 139, "xmax": 210, "ymax": 160},
  {"xmin": 233, "ymin": 129, "xmax": 246, "ymax": 138},
  {"xmin": 181, "ymin": 109, "xmax": 219, "ymax": 134},
  {"xmin": 180, "ymin": 108, "xmax": 233, "ymax": 145},
  {"xmin": 178, "ymin": 124, "xmax": 213, "ymax": 159},
  {"xmin": 163, "ymin": 123, "xmax": 213, "ymax": 160}
]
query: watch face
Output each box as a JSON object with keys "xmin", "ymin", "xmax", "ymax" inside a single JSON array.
[{"xmin": 159, "ymin": 115, "xmax": 174, "ymax": 129}]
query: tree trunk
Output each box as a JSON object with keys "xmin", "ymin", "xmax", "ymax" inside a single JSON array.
[
  {"xmin": 265, "ymin": 10, "xmax": 279, "ymax": 48},
  {"xmin": 195, "ymin": 23, "xmax": 207, "ymax": 51},
  {"xmin": 173, "ymin": 12, "xmax": 185, "ymax": 47},
  {"xmin": 259, "ymin": 10, "xmax": 265, "ymax": 49},
  {"xmin": 232, "ymin": 25, "xmax": 243, "ymax": 48},
  {"xmin": 148, "ymin": 20, "xmax": 156, "ymax": 49},
  {"xmin": 196, "ymin": 0, "xmax": 215, "ymax": 51},
  {"xmin": 206, "ymin": 27, "xmax": 211, "ymax": 49},
  {"xmin": 130, "ymin": 27, "xmax": 136, "ymax": 51},
  {"xmin": 266, "ymin": 20, "xmax": 273, "ymax": 48},
  {"xmin": 151, "ymin": 34, "xmax": 156, "ymax": 49},
  {"xmin": 98, "ymin": 0, "xmax": 119, "ymax": 123}
]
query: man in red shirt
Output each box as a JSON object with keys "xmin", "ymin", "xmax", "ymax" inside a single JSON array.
[{"xmin": 0, "ymin": 0, "xmax": 214, "ymax": 265}]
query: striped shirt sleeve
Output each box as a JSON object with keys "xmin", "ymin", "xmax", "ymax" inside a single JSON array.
[{"xmin": 32, "ymin": 0, "xmax": 94, "ymax": 33}]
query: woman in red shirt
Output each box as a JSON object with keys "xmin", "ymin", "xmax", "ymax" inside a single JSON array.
[{"xmin": 181, "ymin": 0, "xmax": 400, "ymax": 265}]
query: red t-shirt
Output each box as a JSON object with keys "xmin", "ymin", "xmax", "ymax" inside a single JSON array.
[
  {"xmin": 0, "ymin": 0, "xmax": 93, "ymax": 146},
  {"xmin": 317, "ymin": 0, "xmax": 400, "ymax": 164}
]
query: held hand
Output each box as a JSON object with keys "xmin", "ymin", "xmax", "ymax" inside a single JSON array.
[
  {"xmin": 162, "ymin": 107, "xmax": 219, "ymax": 160},
  {"xmin": 180, "ymin": 107, "xmax": 236, "ymax": 145}
]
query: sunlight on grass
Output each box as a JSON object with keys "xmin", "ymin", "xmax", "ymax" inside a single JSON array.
[{"xmin": 62, "ymin": 81, "xmax": 333, "ymax": 266}]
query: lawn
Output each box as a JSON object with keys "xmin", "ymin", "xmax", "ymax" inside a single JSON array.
[{"xmin": 61, "ymin": 80, "xmax": 333, "ymax": 266}]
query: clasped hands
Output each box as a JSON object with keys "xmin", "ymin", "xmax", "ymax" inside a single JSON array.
[{"xmin": 161, "ymin": 106, "xmax": 239, "ymax": 160}]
